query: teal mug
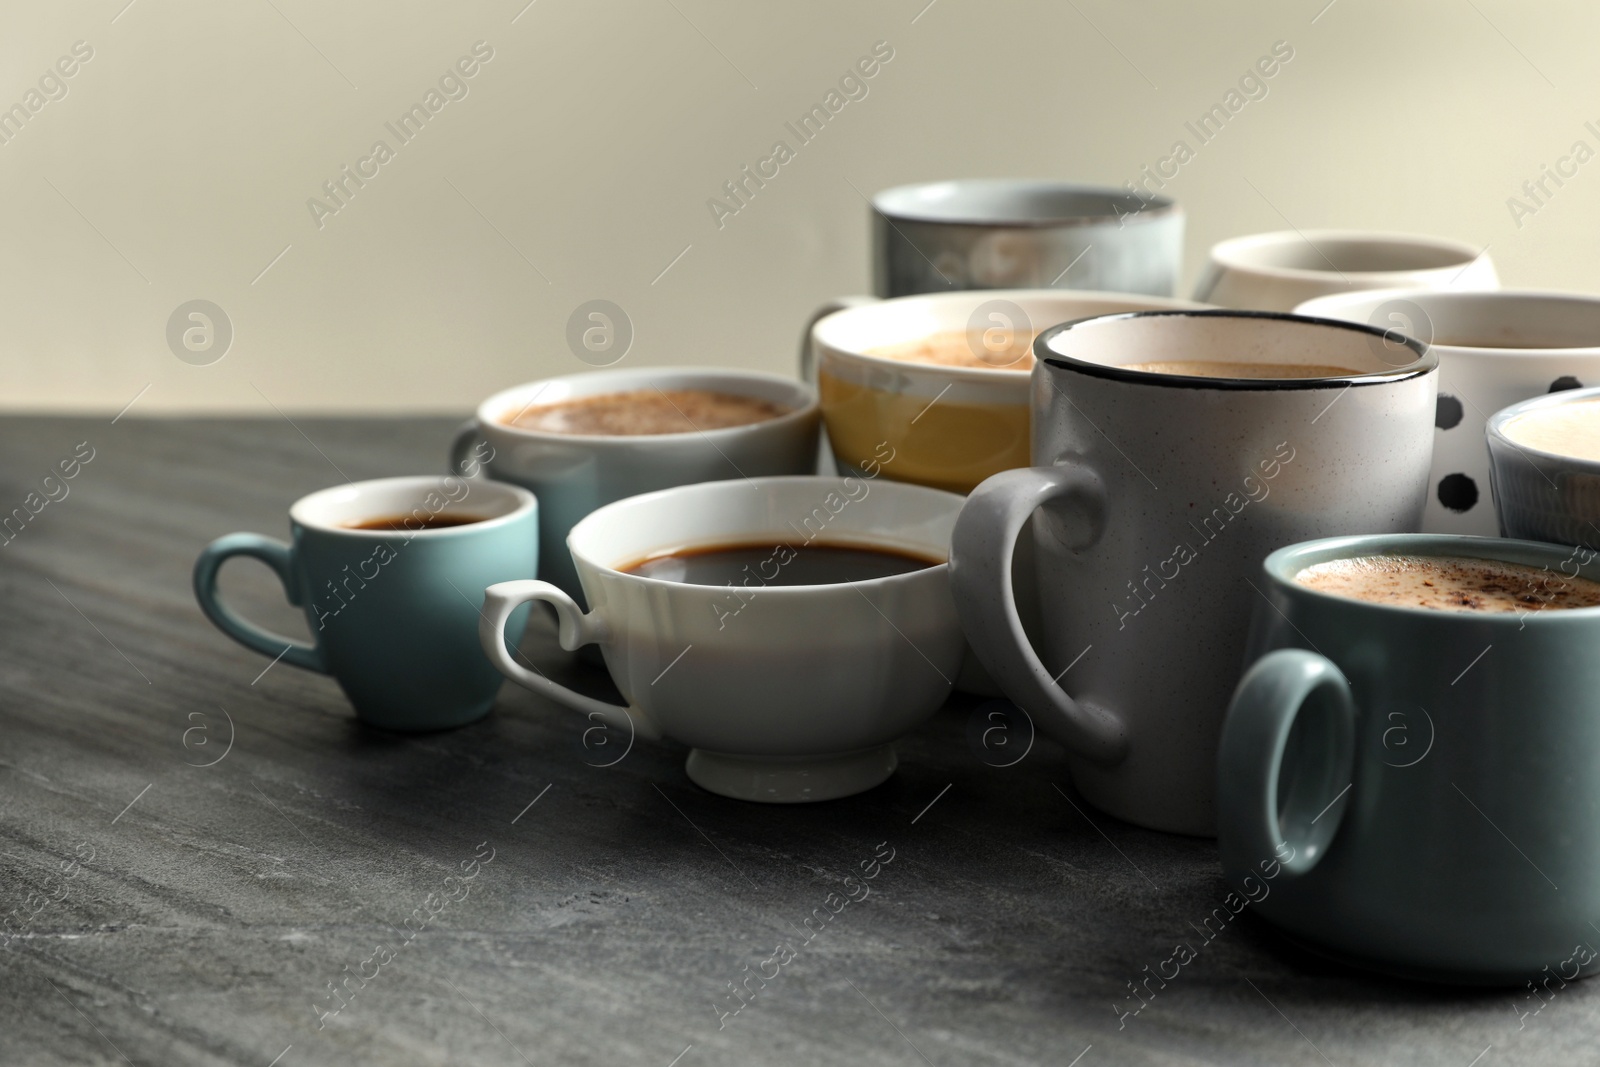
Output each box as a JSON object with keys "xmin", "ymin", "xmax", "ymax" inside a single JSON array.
[
  {"xmin": 1218, "ymin": 533, "xmax": 1600, "ymax": 984},
  {"xmin": 194, "ymin": 475, "xmax": 537, "ymax": 731}
]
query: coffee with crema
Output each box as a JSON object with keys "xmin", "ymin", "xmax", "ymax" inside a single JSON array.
[
  {"xmin": 622, "ymin": 540, "xmax": 941, "ymax": 586},
  {"xmin": 868, "ymin": 330, "xmax": 1036, "ymax": 371},
  {"xmin": 344, "ymin": 513, "xmax": 483, "ymax": 532},
  {"xmin": 1502, "ymin": 397, "xmax": 1600, "ymax": 463},
  {"xmin": 1294, "ymin": 554, "xmax": 1600, "ymax": 613},
  {"xmin": 504, "ymin": 389, "xmax": 789, "ymax": 436},
  {"xmin": 1120, "ymin": 360, "xmax": 1362, "ymax": 379}
]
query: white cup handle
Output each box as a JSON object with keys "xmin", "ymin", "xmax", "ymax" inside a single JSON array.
[
  {"xmin": 479, "ymin": 580, "xmax": 662, "ymax": 742},
  {"xmin": 799, "ymin": 296, "xmax": 878, "ymax": 382}
]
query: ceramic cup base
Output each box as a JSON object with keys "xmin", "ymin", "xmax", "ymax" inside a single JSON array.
[
  {"xmin": 685, "ymin": 746, "xmax": 898, "ymax": 803},
  {"xmin": 352, "ymin": 699, "xmax": 492, "ymax": 734},
  {"xmin": 1271, "ymin": 927, "xmax": 1600, "ymax": 988}
]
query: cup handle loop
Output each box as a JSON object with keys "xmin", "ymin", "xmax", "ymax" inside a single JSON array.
[
  {"xmin": 1217, "ymin": 648, "xmax": 1357, "ymax": 879},
  {"xmin": 1191, "ymin": 261, "xmax": 1224, "ymax": 304},
  {"xmin": 192, "ymin": 533, "xmax": 328, "ymax": 673},
  {"xmin": 479, "ymin": 580, "xmax": 662, "ymax": 742},
  {"xmin": 449, "ymin": 420, "xmax": 487, "ymax": 478},
  {"xmin": 950, "ymin": 465, "xmax": 1128, "ymax": 766},
  {"xmin": 798, "ymin": 296, "xmax": 878, "ymax": 383}
]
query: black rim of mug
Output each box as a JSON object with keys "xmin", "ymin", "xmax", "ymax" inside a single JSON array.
[{"xmin": 1037, "ymin": 308, "xmax": 1436, "ymax": 391}]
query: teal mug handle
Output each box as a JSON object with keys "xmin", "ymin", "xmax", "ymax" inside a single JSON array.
[
  {"xmin": 1217, "ymin": 649, "xmax": 1357, "ymax": 878},
  {"xmin": 192, "ymin": 533, "xmax": 327, "ymax": 673}
]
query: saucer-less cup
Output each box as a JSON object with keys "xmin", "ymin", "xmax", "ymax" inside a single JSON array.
[
  {"xmin": 451, "ymin": 368, "xmax": 820, "ymax": 597},
  {"xmin": 1219, "ymin": 533, "xmax": 1600, "ymax": 983},
  {"xmin": 1299, "ymin": 289, "xmax": 1600, "ymax": 536},
  {"xmin": 809, "ymin": 289, "xmax": 1205, "ymax": 494},
  {"xmin": 949, "ymin": 311, "xmax": 1438, "ymax": 835},
  {"xmin": 1489, "ymin": 384, "xmax": 1600, "ymax": 547},
  {"xmin": 477, "ymin": 476, "xmax": 966, "ymax": 802},
  {"xmin": 871, "ymin": 180, "xmax": 1183, "ymax": 298},
  {"xmin": 193, "ymin": 476, "xmax": 538, "ymax": 731},
  {"xmin": 1195, "ymin": 230, "xmax": 1498, "ymax": 311}
]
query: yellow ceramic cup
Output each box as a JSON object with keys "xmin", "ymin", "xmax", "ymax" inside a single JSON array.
[{"xmin": 810, "ymin": 290, "xmax": 1206, "ymax": 493}]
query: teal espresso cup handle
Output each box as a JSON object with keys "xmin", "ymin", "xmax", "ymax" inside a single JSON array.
[
  {"xmin": 1217, "ymin": 649, "xmax": 1357, "ymax": 878},
  {"xmin": 192, "ymin": 533, "xmax": 327, "ymax": 673},
  {"xmin": 949, "ymin": 465, "xmax": 1128, "ymax": 766},
  {"xmin": 479, "ymin": 580, "xmax": 662, "ymax": 742}
]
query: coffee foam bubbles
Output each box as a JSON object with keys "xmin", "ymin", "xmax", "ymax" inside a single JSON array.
[{"xmin": 1294, "ymin": 554, "xmax": 1600, "ymax": 613}]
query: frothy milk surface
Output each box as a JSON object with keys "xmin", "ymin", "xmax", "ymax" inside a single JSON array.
[
  {"xmin": 1504, "ymin": 398, "xmax": 1600, "ymax": 462},
  {"xmin": 868, "ymin": 330, "xmax": 1036, "ymax": 370},
  {"xmin": 1294, "ymin": 554, "xmax": 1600, "ymax": 613},
  {"xmin": 506, "ymin": 389, "xmax": 788, "ymax": 436}
]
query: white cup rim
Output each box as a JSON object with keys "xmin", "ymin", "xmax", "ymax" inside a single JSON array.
[
  {"xmin": 1295, "ymin": 288, "xmax": 1600, "ymax": 356},
  {"xmin": 812, "ymin": 289, "xmax": 1209, "ymax": 383},
  {"xmin": 1208, "ymin": 229, "xmax": 1486, "ymax": 283},
  {"xmin": 291, "ymin": 475, "xmax": 536, "ymax": 538},
  {"xmin": 474, "ymin": 367, "xmax": 819, "ymax": 444},
  {"xmin": 566, "ymin": 475, "xmax": 962, "ymax": 592}
]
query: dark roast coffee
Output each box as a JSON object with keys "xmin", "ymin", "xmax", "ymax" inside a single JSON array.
[
  {"xmin": 344, "ymin": 513, "xmax": 484, "ymax": 532},
  {"xmin": 622, "ymin": 540, "xmax": 941, "ymax": 586}
]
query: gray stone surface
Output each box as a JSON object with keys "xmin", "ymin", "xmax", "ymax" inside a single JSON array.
[{"xmin": 0, "ymin": 416, "xmax": 1586, "ymax": 1065}]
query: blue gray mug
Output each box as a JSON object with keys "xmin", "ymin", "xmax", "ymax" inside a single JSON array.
[
  {"xmin": 1219, "ymin": 532, "xmax": 1600, "ymax": 984},
  {"xmin": 193, "ymin": 475, "xmax": 537, "ymax": 731}
]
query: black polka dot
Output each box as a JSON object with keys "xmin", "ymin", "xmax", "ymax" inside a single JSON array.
[
  {"xmin": 1435, "ymin": 394, "xmax": 1464, "ymax": 430},
  {"xmin": 1549, "ymin": 376, "xmax": 1584, "ymax": 393},
  {"xmin": 1437, "ymin": 473, "xmax": 1479, "ymax": 513}
]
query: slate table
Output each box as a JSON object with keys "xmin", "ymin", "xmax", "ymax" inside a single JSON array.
[{"xmin": 0, "ymin": 416, "xmax": 1584, "ymax": 1066}]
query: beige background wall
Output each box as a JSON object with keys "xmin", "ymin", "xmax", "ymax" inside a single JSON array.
[{"xmin": 2, "ymin": 0, "xmax": 1596, "ymax": 413}]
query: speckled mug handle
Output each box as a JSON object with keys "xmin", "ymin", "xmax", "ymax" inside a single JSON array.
[{"xmin": 949, "ymin": 465, "xmax": 1128, "ymax": 766}]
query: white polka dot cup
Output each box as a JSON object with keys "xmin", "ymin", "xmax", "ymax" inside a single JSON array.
[
  {"xmin": 1297, "ymin": 289, "xmax": 1600, "ymax": 537},
  {"xmin": 948, "ymin": 311, "xmax": 1438, "ymax": 836}
]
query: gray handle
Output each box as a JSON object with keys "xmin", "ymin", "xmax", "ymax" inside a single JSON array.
[
  {"xmin": 949, "ymin": 465, "xmax": 1128, "ymax": 766},
  {"xmin": 450, "ymin": 419, "xmax": 486, "ymax": 478},
  {"xmin": 798, "ymin": 296, "xmax": 877, "ymax": 382}
]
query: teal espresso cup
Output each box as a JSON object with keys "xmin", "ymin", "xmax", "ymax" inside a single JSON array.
[
  {"xmin": 1218, "ymin": 533, "xmax": 1600, "ymax": 984},
  {"xmin": 194, "ymin": 475, "xmax": 537, "ymax": 731}
]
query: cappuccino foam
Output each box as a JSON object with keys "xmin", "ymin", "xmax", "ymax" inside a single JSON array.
[
  {"xmin": 1294, "ymin": 554, "xmax": 1600, "ymax": 613},
  {"xmin": 1503, "ymin": 398, "xmax": 1600, "ymax": 463}
]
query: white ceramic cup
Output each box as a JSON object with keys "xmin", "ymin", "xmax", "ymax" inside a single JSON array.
[
  {"xmin": 1194, "ymin": 230, "xmax": 1498, "ymax": 311},
  {"xmin": 949, "ymin": 310, "xmax": 1439, "ymax": 835},
  {"xmin": 1296, "ymin": 288, "xmax": 1600, "ymax": 536},
  {"xmin": 451, "ymin": 368, "xmax": 821, "ymax": 597},
  {"xmin": 477, "ymin": 475, "xmax": 967, "ymax": 802}
]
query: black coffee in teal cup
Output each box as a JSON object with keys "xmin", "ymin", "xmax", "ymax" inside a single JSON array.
[
  {"xmin": 1218, "ymin": 533, "xmax": 1600, "ymax": 984},
  {"xmin": 193, "ymin": 475, "xmax": 537, "ymax": 731}
]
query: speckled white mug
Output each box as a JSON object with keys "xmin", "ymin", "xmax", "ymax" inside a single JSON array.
[{"xmin": 949, "ymin": 311, "xmax": 1438, "ymax": 835}]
